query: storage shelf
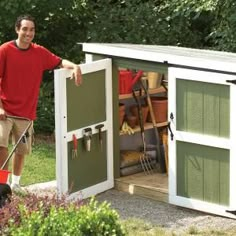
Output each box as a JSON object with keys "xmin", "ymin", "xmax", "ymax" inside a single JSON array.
[
  {"xmin": 119, "ymin": 86, "xmax": 167, "ymax": 100},
  {"xmin": 120, "ymin": 121, "xmax": 168, "ymax": 136}
]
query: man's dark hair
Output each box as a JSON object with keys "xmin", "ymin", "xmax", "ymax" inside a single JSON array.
[{"xmin": 15, "ymin": 15, "xmax": 35, "ymax": 29}]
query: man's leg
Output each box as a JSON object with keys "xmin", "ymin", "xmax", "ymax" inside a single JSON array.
[
  {"xmin": 0, "ymin": 119, "xmax": 12, "ymax": 172},
  {"xmin": 0, "ymin": 147, "xmax": 9, "ymax": 170},
  {"xmin": 11, "ymin": 118, "xmax": 33, "ymax": 190},
  {"xmin": 12, "ymin": 153, "xmax": 25, "ymax": 185}
]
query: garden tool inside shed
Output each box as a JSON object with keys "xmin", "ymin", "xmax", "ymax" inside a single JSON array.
[
  {"xmin": 95, "ymin": 124, "xmax": 104, "ymax": 150},
  {"xmin": 83, "ymin": 128, "xmax": 92, "ymax": 152},
  {"xmin": 132, "ymin": 88, "xmax": 154, "ymax": 175},
  {"xmin": 140, "ymin": 79, "xmax": 164, "ymax": 172}
]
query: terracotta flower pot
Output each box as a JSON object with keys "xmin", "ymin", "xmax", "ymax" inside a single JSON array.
[
  {"xmin": 147, "ymin": 97, "xmax": 167, "ymax": 123},
  {"xmin": 130, "ymin": 105, "xmax": 149, "ymax": 125}
]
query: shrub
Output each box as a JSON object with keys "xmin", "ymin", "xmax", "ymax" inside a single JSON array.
[{"xmin": 0, "ymin": 193, "xmax": 125, "ymax": 236}]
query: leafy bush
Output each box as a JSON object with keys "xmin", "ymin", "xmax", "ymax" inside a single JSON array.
[
  {"xmin": 0, "ymin": 194, "xmax": 125, "ymax": 236},
  {"xmin": 87, "ymin": 0, "xmax": 217, "ymax": 48}
]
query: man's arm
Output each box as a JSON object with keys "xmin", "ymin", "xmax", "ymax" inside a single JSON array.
[
  {"xmin": 60, "ymin": 59, "xmax": 82, "ymax": 86},
  {"xmin": 0, "ymin": 98, "xmax": 6, "ymax": 120}
]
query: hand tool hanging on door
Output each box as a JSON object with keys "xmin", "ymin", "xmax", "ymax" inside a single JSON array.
[
  {"xmin": 72, "ymin": 134, "xmax": 78, "ymax": 159},
  {"xmin": 83, "ymin": 128, "xmax": 92, "ymax": 152},
  {"xmin": 95, "ymin": 124, "xmax": 104, "ymax": 150},
  {"xmin": 140, "ymin": 79, "xmax": 165, "ymax": 173},
  {"xmin": 132, "ymin": 88, "xmax": 154, "ymax": 175}
]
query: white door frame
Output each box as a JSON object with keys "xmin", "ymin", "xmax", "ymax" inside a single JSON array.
[
  {"xmin": 54, "ymin": 59, "xmax": 113, "ymax": 199},
  {"xmin": 168, "ymin": 67, "xmax": 236, "ymax": 218}
]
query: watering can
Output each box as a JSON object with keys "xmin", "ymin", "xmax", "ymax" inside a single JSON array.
[{"xmin": 119, "ymin": 70, "xmax": 143, "ymax": 94}]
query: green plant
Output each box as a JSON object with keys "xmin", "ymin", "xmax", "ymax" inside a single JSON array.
[
  {"xmin": 1, "ymin": 195, "xmax": 125, "ymax": 236},
  {"xmin": 34, "ymin": 79, "xmax": 55, "ymax": 133}
]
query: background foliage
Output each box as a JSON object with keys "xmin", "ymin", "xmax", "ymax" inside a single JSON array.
[{"xmin": 0, "ymin": 0, "xmax": 234, "ymax": 133}]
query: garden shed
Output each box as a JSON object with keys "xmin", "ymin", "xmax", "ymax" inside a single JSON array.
[{"xmin": 54, "ymin": 43, "xmax": 236, "ymax": 219}]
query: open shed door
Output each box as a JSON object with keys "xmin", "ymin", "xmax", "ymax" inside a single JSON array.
[
  {"xmin": 168, "ymin": 67, "xmax": 236, "ymax": 218},
  {"xmin": 54, "ymin": 59, "xmax": 113, "ymax": 199}
]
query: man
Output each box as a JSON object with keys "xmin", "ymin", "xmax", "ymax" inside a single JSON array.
[{"xmin": 0, "ymin": 15, "xmax": 82, "ymax": 192}]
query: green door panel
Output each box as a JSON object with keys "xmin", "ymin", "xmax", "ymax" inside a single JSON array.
[
  {"xmin": 66, "ymin": 70, "xmax": 106, "ymax": 132},
  {"xmin": 176, "ymin": 80, "xmax": 229, "ymax": 137},
  {"xmin": 67, "ymin": 132, "xmax": 107, "ymax": 193},
  {"xmin": 177, "ymin": 141, "xmax": 229, "ymax": 206}
]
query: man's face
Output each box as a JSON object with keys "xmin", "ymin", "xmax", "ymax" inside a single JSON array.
[{"xmin": 15, "ymin": 19, "xmax": 35, "ymax": 46}]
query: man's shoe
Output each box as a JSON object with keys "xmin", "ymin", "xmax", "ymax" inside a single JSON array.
[{"xmin": 10, "ymin": 183, "xmax": 26, "ymax": 195}]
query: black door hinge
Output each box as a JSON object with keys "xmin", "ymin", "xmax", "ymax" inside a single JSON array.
[
  {"xmin": 226, "ymin": 210, "xmax": 236, "ymax": 215},
  {"xmin": 226, "ymin": 79, "xmax": 236, "ymax": 85}
]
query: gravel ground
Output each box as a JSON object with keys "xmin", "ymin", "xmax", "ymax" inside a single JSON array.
[
  {"xmin": 26, "ymin": 182, "xmax": 236, "ymax": 234},
  {"xmin": 96, "ymin": 189, "xmax": 236, "ymax": 234}
]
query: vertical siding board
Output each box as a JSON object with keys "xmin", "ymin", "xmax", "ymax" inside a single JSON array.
[
  {"xmin": 186, "ymin": 81, "xmax": 204, "ymax": 133},
  {"xmin": 176, "ymin": 141, "xmax": 186, "ymax": 196},
  {"xmin": 187, "ymin": 151, "xmax": 203, "ymax": 200},
  {"xmin": 203, "ymin": 84, "xmax": 220, "ymax": 136},
  {"xmin": 203, "ymin": 149, "xmax": 220, "ymax": 204},
  {"xmin": 219, "ymin": 86, "xmax": 230, "ymax": 138},
  {"xmin": 220, "ymin": 155, "xmax": 230, "ymax": 205},
  {"xmin": 176, "ymin": 79, "xmax": 187, "ymax": 131}
]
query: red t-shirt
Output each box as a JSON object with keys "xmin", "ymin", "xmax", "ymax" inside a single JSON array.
[{"xmin": 0, "ymin": 41, "xmax": 61, "ymax": 120}]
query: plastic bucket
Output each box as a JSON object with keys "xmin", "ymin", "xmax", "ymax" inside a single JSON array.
[
  {"xmin": 0, "ymin": 170, "xmax": 11, "ymax": 184},
  {"xmin": 147, "ymin": 72, "xmax": 162, "ymax": 89}
]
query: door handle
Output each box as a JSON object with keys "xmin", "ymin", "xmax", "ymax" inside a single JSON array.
[
  {"xmin": 168, "ymin": 122, "xmax": 174, "ymax": 141},
  {"xmin": 168, "ymin": 112, "xmax": 174, "ymax": 141}
]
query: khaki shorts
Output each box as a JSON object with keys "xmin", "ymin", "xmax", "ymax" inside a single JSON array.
[{"xmin": 0, "ymin": 117, "xmax": 34, "ymax": 156}]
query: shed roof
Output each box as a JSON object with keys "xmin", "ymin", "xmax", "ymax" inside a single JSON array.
[{"xmin": 82, "ymin": 43, "xmax": 236, "ymax": 74}]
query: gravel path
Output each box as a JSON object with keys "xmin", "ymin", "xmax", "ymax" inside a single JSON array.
[
  {"xmin": 26, "ymin": 182, "xmax": 236, "ymax": 234},
  {"xmin": 96, "ymin": 189, "xmax": 236, "ymax": 234}
]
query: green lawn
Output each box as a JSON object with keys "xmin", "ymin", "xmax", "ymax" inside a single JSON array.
[
  {"xmin": 9, "ymin": 135, "xmax": 56, "ymax": 186},
  {"xmin": 122, "ymin": 218, "xmax": 236, "ymax": 236}
]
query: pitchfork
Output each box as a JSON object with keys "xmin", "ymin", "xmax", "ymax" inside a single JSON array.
[{"xmin": 132, "ymin": 89, "xmax": 154, "ymax": 175}]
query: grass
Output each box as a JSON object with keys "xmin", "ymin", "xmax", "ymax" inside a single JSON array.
[
  {"xmin": 122, "ymin": 218, "xmax": 236, "ymax": 236},
  {"xmin": 9, "ymin": 134, "xmax": 56, "ymax": 186}
]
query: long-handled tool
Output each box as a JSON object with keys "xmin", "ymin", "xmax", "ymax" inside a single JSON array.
[
  {"xmin": 132, "ymin": 89, "xmax": 154, "ymax": 175},
  {"xmin": 140, "ymin": 81, "xmax": 164, "ymax": 170},
  {"xmin": 141, "ymin": 80, "xmax": 167, "ymax": 173}
]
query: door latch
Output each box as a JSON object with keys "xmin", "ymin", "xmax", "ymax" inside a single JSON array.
[
  {"xmin": 167, "ymin": 122, "xmax": 174, "ymax": 141},
  {"xmin": 226, "ymin": 79, "xmax": 236, "ymax": 85}
]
